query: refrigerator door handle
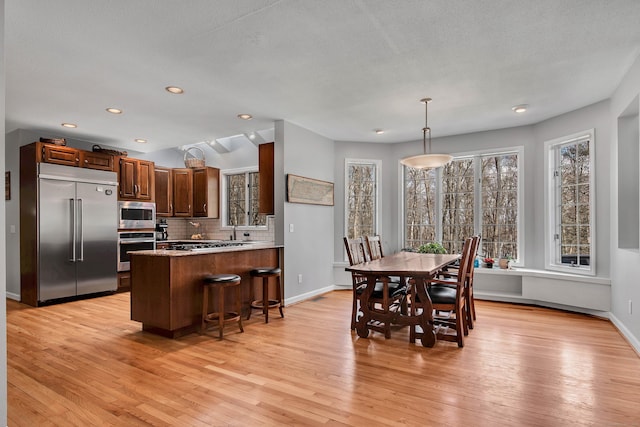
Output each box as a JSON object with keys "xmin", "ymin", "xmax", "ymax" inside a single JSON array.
[
  {"xmin": 77, "ymin": 198, "xmax": 84, "ymax": 262},
  {"xmin": 69, "ymin": 198, "xmax": 76, "ymax": 262}
]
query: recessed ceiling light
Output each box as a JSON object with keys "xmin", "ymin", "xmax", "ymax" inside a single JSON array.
[
  {"xmin": 248, "ymin": 133, "xmax": 256, "ymax": 140},
  {"xmin": 512, "ymin": 104, "xmax": 528, "ymax": 113},
  {"xmin": 134, "ymin": 138, "xmax": 147, "ymax": 143},
  {"xmin": 375, "ymin": 129, "xmax": 385, "ymax": 134},
  {"xmin": 237, "ymin": 114, "xmax": 252, "ymax": 120},
  {"xmin": 61, "ymin": 123, "xmax": 77, "ymax": 128},
  {"xmin": 165, "ymin": 86, "xmax": 184, "ymax": 94},
  {"xmin": 106, "ymin": 107, "xmax": 122, "ymax": 114}
]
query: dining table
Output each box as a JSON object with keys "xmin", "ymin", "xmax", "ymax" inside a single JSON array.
[{"xmin": 345, "ymin": 251, "xmax": 460, "ymax": 347}]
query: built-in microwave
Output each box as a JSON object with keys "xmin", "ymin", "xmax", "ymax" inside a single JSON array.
[{"xmin": 118, "ymin": 201, "xmax": 156, "ymax": 229}]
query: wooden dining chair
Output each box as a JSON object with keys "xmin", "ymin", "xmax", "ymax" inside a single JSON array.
[
  {"xmin": 439, "ymin": 235, "xmax": 480, "ymax": 329},
  {"xmin": 344, "ymin": 237, "xmax": 407, "ymax": 336},
  {"xmin": 410, "ymin": 237, "xmax": 473, "ymax": 347},
  {"xmin": 365, "ymin": 235, "xmax": 405, "ymax": 286}
]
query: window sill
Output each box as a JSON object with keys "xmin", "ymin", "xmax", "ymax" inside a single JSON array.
[{"xmin": 474, "ymin": 266, "xmax": 610, "ymax": 285}]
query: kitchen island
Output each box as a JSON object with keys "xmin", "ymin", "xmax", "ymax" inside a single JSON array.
[{"xmin": 129, "ymin": 242, "xmax": 283, "ymax": 338}]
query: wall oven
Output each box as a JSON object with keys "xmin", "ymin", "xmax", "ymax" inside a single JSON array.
[
  {"xmin": 117, "ymin": 231, "xmax": 156, "ymax": 272},
  {"xmin": 118, "ymin": 201, "xmax": 156, "ymax": 229}
]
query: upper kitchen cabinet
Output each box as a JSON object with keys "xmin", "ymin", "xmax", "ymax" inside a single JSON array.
[
  {"xmin": 258, "ymin": 142, "xmax": 274, "ymax": 215},
  {"xmin": 192, "ymin": 167, "xmax": 220, "ymax": 218},
  {"xmin": 118, "ymin": 157, "xmax": 155, "ymax": 201},
  {"xmin": 154, "ymin": 167, "xmax": 173, "ymax": 217},
  {"xmin": 39, "ymin": 143, "xmax": 80, "ymax": 167},
  {"xmin": 172, "ymin": 168, "xmax": 193, "ymax": 217},
  {"xmin": 79, "ymin": 150, "xmax": 114, "ymax": 171}
]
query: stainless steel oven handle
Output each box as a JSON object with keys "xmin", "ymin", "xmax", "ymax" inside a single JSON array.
[{"xmin": 119, "ymin": 239, "xmax": 156, "ymax": 244}]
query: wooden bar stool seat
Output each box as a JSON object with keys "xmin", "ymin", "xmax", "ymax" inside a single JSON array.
[
  {"xmin": 202, "ymin": 273, "xmax": 243, "ymax": 339},
  {"xmin": 248, "ymin": 267, "xmax": 283, "ymax": 323}
]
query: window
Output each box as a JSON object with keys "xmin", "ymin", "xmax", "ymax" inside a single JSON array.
[
  {"xmin": 481, "ymin": 153, "xmax": 519, "ymax": 260},
  {"xmin": 404, "ymin": 167, "xmax": 437, "ymax": 248},
  {"xmin": 222, "ymin": 168, "xmax": 267, "ymax": 227},
  {"xmin": 345, "ymin": 159, "xmax": 380, "ymax": 241},
  {"xmin": 545, "ymin": 130, "xmax": 595, "ymax": 275},
  {"xmin": 441, "ymin": 158, "xmax": 475, "ymax": 254},
  {"xmin": 403, "ymin": 147, "xmax": 523, "ymax": 262}
]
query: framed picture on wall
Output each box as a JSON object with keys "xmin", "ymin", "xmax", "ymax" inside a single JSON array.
[{"xmin": 286, "ymin": 174, "xmax": 334, "ymax": 206}]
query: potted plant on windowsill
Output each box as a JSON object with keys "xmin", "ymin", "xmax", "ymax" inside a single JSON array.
[
  {"xmin": 499, "ymin": 255, "xmax": 514, "ymax": 269},
  {"xmin": 417, "ymin": 242, "xmax": 447, "ymax": 254},
  {"xmin": 483, "ymin": 257, "xmax": 494, "ymax": 268}
]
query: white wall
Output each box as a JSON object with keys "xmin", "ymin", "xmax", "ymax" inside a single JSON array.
[
  {"xmin": 609, "ymin": 54, "xmax": 640, "ymax": 349},
  {"xmin": 1, "ymin": 0, "xmax": 9, "ymax": 423},
  {"xmin": 278, "ymin": 121, "xmax": 335, "ymax": 302}
]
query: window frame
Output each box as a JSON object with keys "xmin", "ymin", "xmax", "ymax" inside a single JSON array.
[
  {"xmin": 344, "ymin": 158, "xmax": 381, "ymax": 260},
  {"xmin": 544, "ymin": 129, "xmax": 596, "ymax": 275},
  {"xmin": 401, "ymin": 146, "xmax": 524, "ymax": 266},
  {"xmin": 220, "ymin": 166, "xmax": 268, "ymax": 231}
]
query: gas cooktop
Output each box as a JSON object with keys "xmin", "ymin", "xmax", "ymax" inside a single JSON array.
[{"xmin": 170, "ymin": 242, "xmax": 247, "ymax": 251}]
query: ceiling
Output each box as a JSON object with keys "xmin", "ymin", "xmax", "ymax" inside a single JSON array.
[{"xmin": 6, "ymin": 1, "xmax": 640, "ymax": 153}]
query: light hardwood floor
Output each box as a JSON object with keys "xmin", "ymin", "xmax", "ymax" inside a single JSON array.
[{"xmin": 7, "ymin": 291, "xmax": 640, "ymax": 426}]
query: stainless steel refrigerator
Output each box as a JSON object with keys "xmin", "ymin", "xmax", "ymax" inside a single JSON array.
[{"xmin": 37, "ymin": 163, "xmax": 118, "ymax": 301}]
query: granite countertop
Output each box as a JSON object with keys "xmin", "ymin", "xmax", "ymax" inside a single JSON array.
[{"xmin": 131, "ymin": 241, "xmax": 281, "ymax": 257}]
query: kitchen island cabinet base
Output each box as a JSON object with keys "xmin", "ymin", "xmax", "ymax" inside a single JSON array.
[{"xmin": 130, "ymin": 246, "xmax": 283, "ymax": 337}]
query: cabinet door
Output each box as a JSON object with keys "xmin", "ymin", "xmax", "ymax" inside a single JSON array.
[
  {"xmin": 154, "ymin": 167, "xmax": 173, "ymax": 216},
  {"xmin": 117, "ymin": 272, "xmax": 131, "ymax": 292},
  {"xmin": 80, "ymin": 151, "xmax": 114, "ymax": 171},
  {"xmin": 41, "ymin": 144, "xmax": 80, "ymax": 167},
  {"xmin": 258, "ymin": 142, "xmax": 274, "ymax": 214},
  {"xmin": 119, "ymin": 158, "xmax": 137, "ymax": 199},
  {"xmin": 172, "ymin": 168, "xmax": 193, "ymax": 217},
  {"xmin": 192, "ymin": 167, "xmax": 219, "ymax": 218},
  {"xmin": 136, "ymin": 160, "xmax": 154, "ymax": 201}
]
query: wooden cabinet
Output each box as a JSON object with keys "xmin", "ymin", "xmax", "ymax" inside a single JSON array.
[
  {"xmin": 172, "ymin": 168, "xmax": 193, "ymax": 217},
  {"xmin": 117, "ymin": 272, "xmax": 131, "ymax": 292},
  {"xmin": 40, "ymin": 143, "xmax": 80, "ymax": 167},
  {"xmin": 79, "ymin": 150, "xmax": 114, "ymax": 171},
  {"xmin": 118, "ymin": 157, "xmax": 155, "ymax": 201},
  {"xmin": 259, "ymin": 142, "xmax": 275, "ymax": 215},
  {"xmin": 192, "ymin": 167, "xmax": 220, "ymax": 218},
  {"xmin": 154, "ymin": 167, "xmax": 173, "ymax": 217}
]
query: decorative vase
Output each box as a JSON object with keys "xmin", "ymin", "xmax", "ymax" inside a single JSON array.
[
  {"xmin": 499, "ymin": 258, "xmax": 509, "ymax": 269},
  {"xmin": 484, "ymin": 262, "xmax": 493, "ymax": 269}
]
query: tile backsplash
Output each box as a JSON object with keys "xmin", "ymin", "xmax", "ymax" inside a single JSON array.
[{"xmin": 161, "ymin": 216, "xmax": 275, "ymax": 242}]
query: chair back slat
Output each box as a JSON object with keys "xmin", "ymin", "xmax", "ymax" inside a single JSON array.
[
  {"xmin": 365, "ymin": 235, "xmax": 384, "ymax": 261},
  {"xmin": 344, "ymin": 237, "xmax": 367, "ymax": 266}
]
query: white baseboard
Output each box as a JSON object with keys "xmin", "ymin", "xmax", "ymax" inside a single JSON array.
[
  {"xmin": 609, "ymin": 313, "xmax": 640, "ymax": 355},
  {"xmin": 6, "ymin": 292, "xmax": 20, "ymax": 301},
  {"xmin": 285, "ymin": 285, "xmax": 336, "ymax": 306}
]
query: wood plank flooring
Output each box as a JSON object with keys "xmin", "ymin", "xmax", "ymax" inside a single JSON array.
[{"xmin": 6, "ymin": 291, "xmax": 640, "ymax": 426}]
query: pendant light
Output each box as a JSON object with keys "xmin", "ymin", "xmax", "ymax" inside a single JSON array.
[{"xmin": 400, "ymin": 97, "xmax": 453, "ymax": 169}]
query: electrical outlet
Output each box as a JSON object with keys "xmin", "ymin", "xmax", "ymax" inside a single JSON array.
[
  {"xmin": 629, "ymin": 300, "xmax": 633, "ymax": 315},
  {"xmin": 10, "ymin": 225, "xmax": 15, "ymax": 234},
  {"xmin": 298, "ymin": 274, "xmax": 303, "ymax": 284},
  {"xmin": 289, "ymin": 224, "xmax": 294, "ymax": 232}
]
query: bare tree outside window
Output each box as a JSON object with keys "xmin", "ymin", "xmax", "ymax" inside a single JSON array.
[
  {"xmin": 346, "ymin": 161, "xmax": 377, "ymax": 239},
  {"xmin": 227, "ymin": 172, "xmax": 266, "ymax": 227},
  {"xmin": 404, "ymin": 167, "xmax": 436, "ymax": 249},
  {"xmin": 481, "ymin": 154, "xmax": 518, "ymax": 259},
  {"xmin": 559, "ymin": 140, "xmax": 590, "ymax": 266},
  {"xmin": 442, "ymin": 159, "xmax": 474, "ymax": 254},
  {"xmin": 403, "ymin": 149, "xmax": 521, "ymax": 259}
]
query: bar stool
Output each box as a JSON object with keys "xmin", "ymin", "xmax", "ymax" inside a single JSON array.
[
  {"xmin": 201, "ymin": 273, "xmax": 243, "ymax": 339},
  {"xmin": 248, "ymin": 267, "xmax": 283, "ymax": 323}
]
